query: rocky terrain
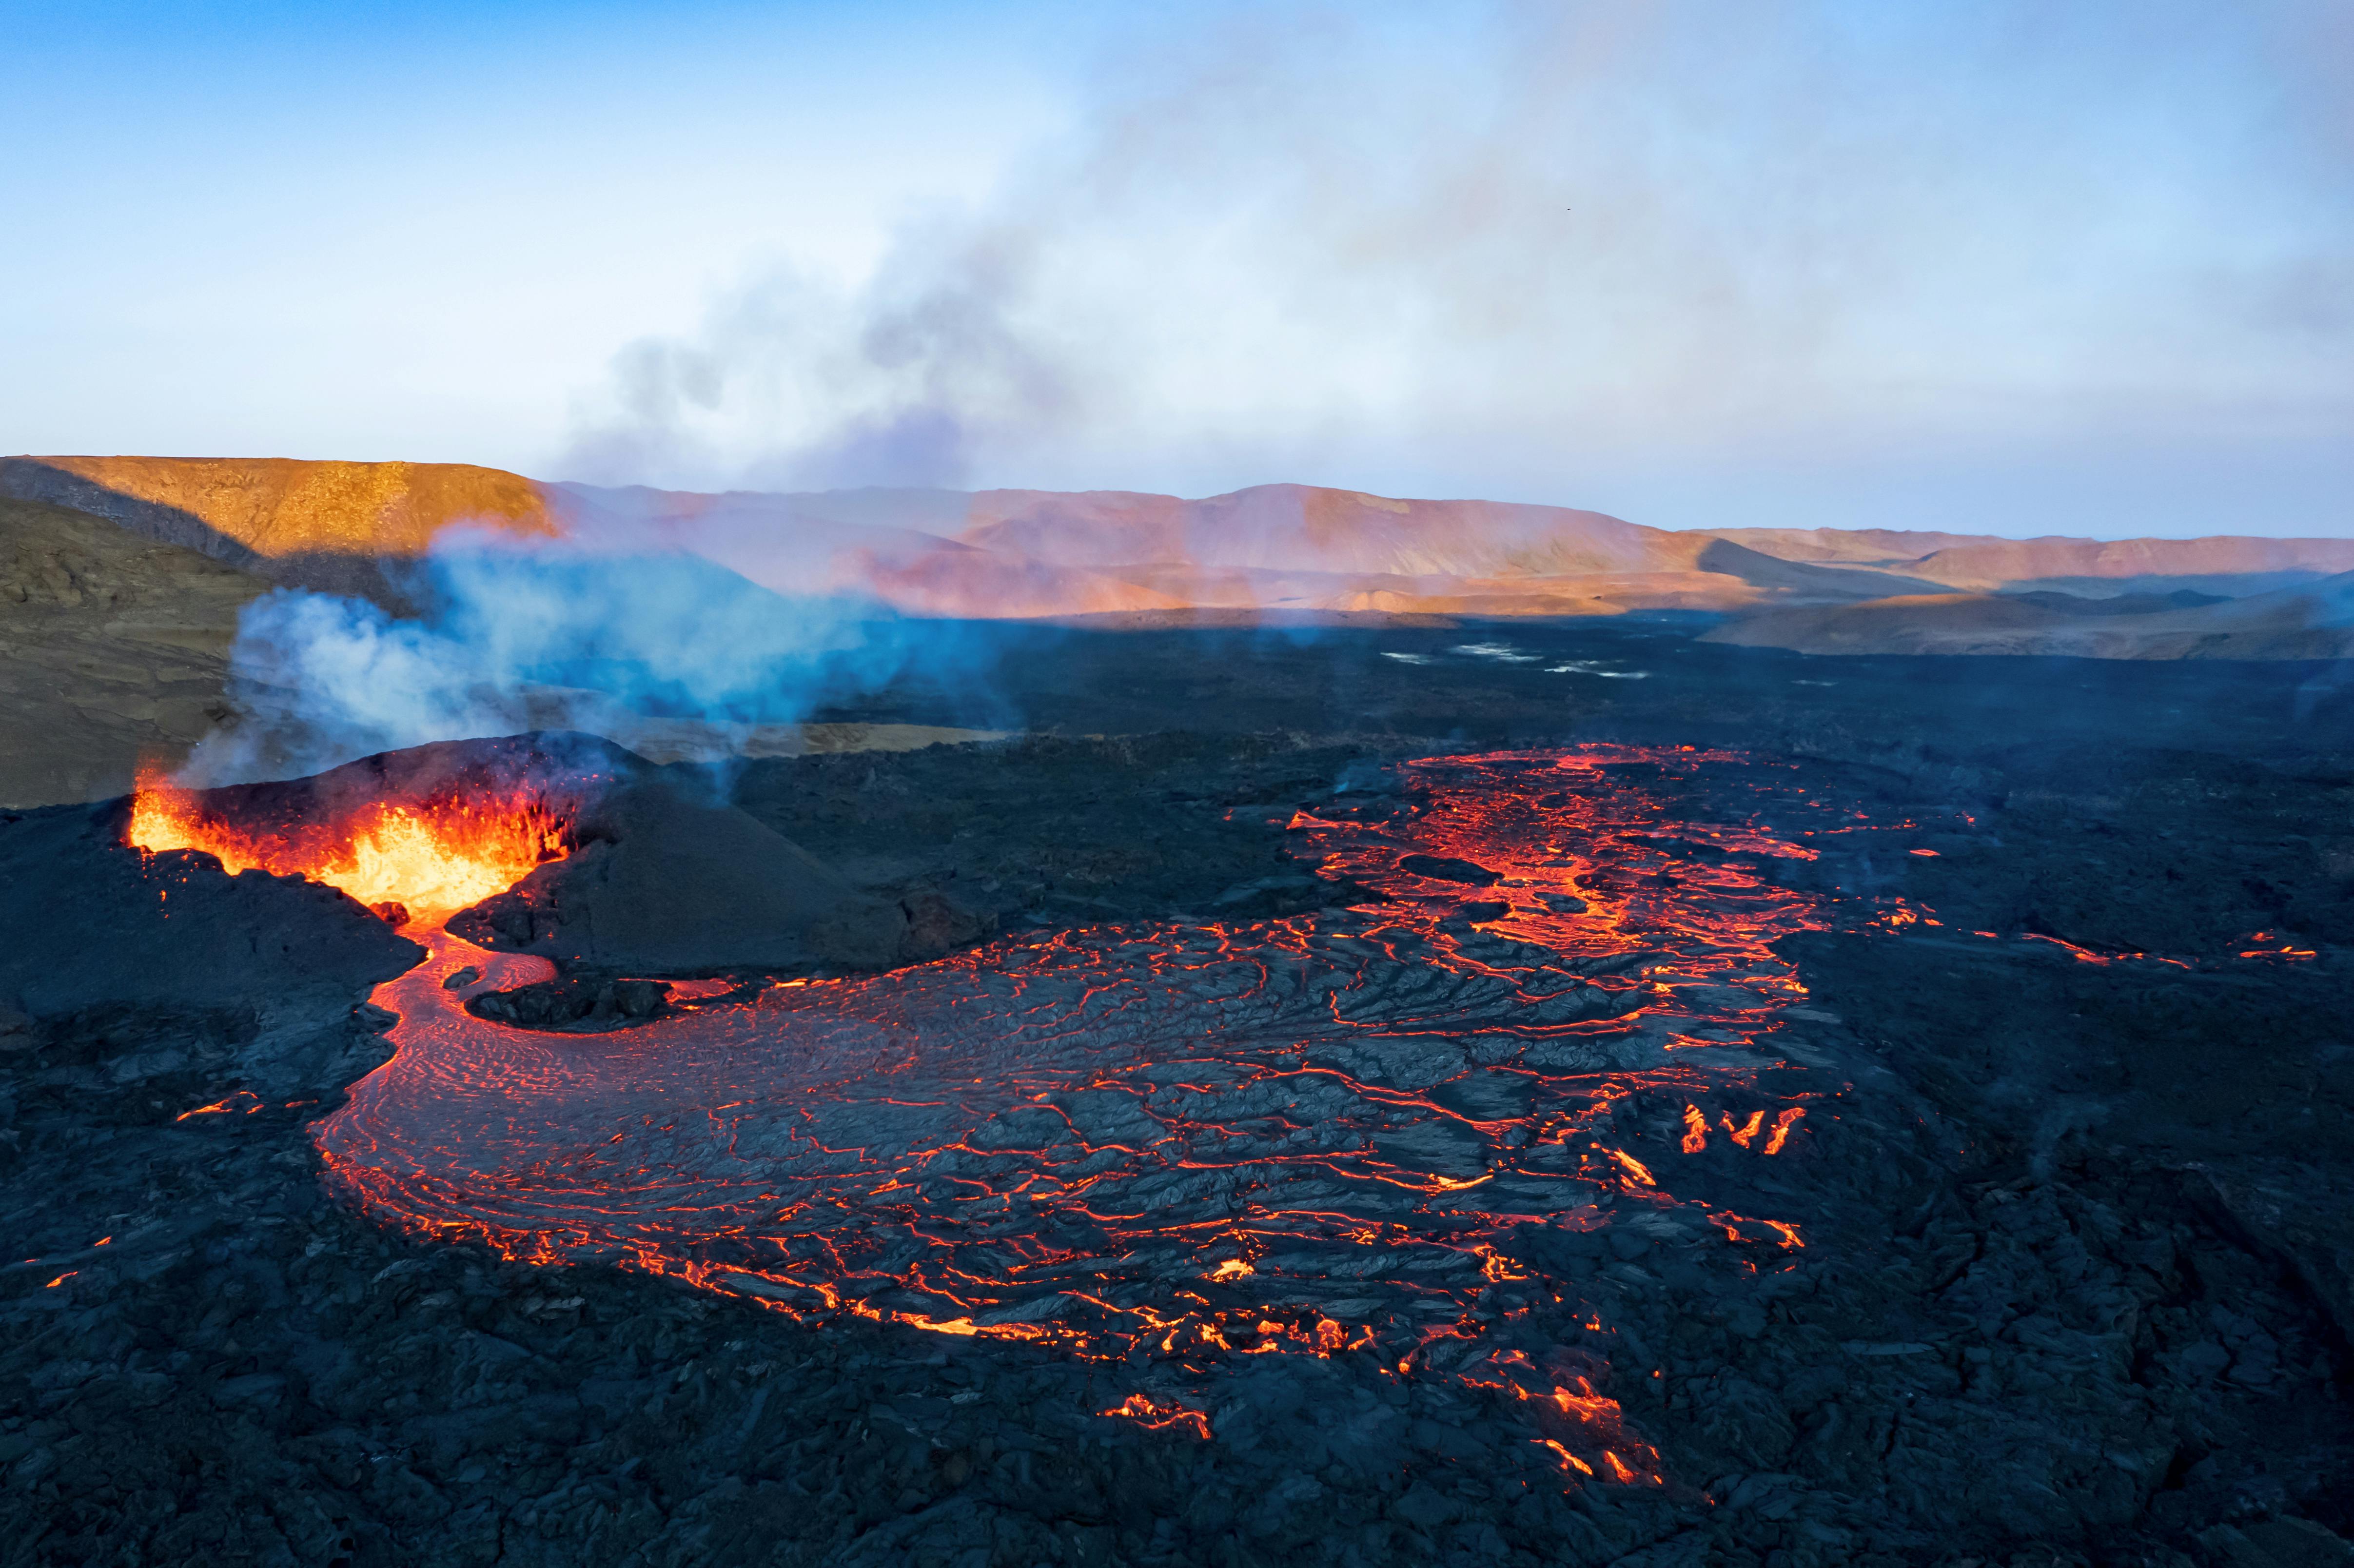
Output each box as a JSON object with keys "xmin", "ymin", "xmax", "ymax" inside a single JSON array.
[{"xmin": 5, "ymin": 627, "xmax": 2352, "ymax": 1566}]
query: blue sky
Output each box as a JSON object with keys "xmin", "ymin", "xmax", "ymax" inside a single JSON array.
[{"xmin": 3, "ymin": 1, "xmax": 2349, "ymax": 537}]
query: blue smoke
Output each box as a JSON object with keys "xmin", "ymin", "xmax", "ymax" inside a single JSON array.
[{"xmin": 180, "ymin": 539, "xmax": 1008, "ymax": 784}]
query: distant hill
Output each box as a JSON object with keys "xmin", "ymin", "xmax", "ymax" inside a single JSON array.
[
  {"xmin": 0, "ymin": 455, "xmax": 556, "ymax": 602},
  {"xmin": 543, "ymin": 479, "xmax": 1733, "ymax": 617},
  {"xmin": 1701, "ymin": 574, "xmax": 2354, "ymax": 660},
  {"xmin": 9, "ymin": 452, "xmax": 2354, "ymax": 634}
]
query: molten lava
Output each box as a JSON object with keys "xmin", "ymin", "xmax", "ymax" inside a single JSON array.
[
  {"xmin": 144, "ymin": 745, "xmax": 2010, "ymax": 1492},
  {"xmin": 287, "ymin": 745, "xmax": 1876, "ymax": 1490},
  {"xmin": 128, "ymin": 765, "xmax": 570, "ymax": 916},
  {"xmin": 1099, "ymin": 1393, "xmax": 1214, "ymax": 1441}
]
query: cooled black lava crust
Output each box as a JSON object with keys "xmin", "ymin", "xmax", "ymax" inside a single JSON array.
[{"xmin": 3, "ymin": 620, "xmax": 2352, "ymax": 1567}]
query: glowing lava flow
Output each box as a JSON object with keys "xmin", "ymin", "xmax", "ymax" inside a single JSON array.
[
  {"xmin": 272, "ymin": 745, "xmax": 1863, "ymax": 1488},
  {"xmin": 126, "ymin": 746, "xmax": 1909, "ymax": 1486},
  {"xmin": 128, "ymin": 765, "xmax": 571, "ymax": 917}
]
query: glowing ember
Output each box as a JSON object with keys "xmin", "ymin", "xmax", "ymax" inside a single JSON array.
[
  {"xmin": 128, "ymin": 764, "xmax": 570, "ymax": 916},
  {"xmin": 175, "ymin": 1092, "xmax": 264, "ymax": 1121},
  {"xmin": 1535, "ymin": 1438, "xmax": 1595, "ymax": 1475},
  {"xmin": 1596, "ymin": 1146, "xmax": 1658, "ymax": 1187},
  {"xmin": 1100, "ymin": 1393, "xmax": 1214, "ymax": 1440},
  {"xmin": 1680, "ymin": 1104, "xmax": 1708, "ymax": 1154}
]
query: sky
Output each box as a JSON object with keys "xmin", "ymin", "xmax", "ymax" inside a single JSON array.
[{"xmin": 2, "ymin": 0, "xmax": 2349, "ymax": 538}]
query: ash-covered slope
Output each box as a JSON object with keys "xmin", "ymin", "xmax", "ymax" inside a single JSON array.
[
  {"xmin": 1706, "ymin": 524, "xmax": 2354, "ymax": 591},
  {"xmin": 568, "ymin": 475, "xmax": 2354, "ymax": 623},
  {"xmin": 958, "ymin": 484, "xmax": 1673, "ymax": 576},
  {"xmin": 547, "ymin": 479, "xmax": 1723, "ymax": 618},
  {"xmin": 448, "ymin": 775, "xmax": 947, "ymax": 974},
  {"xmin": 547, "ymin": 481, "xmax": 1187, "ymax": 617},
  {"xmin": 804, "ymin": 482, "xmax": 2354, "ymax": 611},
  {"xmin": 1897, "ymin": 535, "xmax": 2354, "ymax": 596}
]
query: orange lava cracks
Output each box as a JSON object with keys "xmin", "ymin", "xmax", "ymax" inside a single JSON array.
[
  {"xmin": 175, "ymin": 1091, "xmax": 265, "ymax": 1120},
  {"xmin": 294, "ymin": 745, "xmax": 1890, "ymax": 1491},
  {"xmin": 1099, "ymin": 1393, "xmax": 1214, "ymax": 1440},
  {"xmin": 128, "ymin": 764, "xmax": 571, "ymax": 916},
  {"xmin": 2237, "ymin": 931, "xmax": 2318, "ymax": 962},
  {"xmin": 1469, "ymin": 1350, "xmax": 1663, "ymax": 1485}
]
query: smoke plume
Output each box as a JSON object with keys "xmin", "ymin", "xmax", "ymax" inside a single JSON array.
[
  {"xmin": 559, "ymin": 0, "xmax": 2354, "ymax": 534},
  {"xmin": 180, "ymin": 534, "xmax": 982, "ymax": 786}
]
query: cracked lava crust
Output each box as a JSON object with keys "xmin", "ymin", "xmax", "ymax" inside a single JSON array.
[{"xmin": 136, "ymin": 745, "xmax": 2020, "ymax": 1491}]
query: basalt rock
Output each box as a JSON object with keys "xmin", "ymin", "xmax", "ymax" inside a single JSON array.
[
  {"xmin": 897, "ymin": 887, "xmax": 996, "ymax": 962},
  {"xmin": 0, "ymin": 797, "xmax": 422, "ymax": 1029},
  {"xmin": 450, "ymin": 776, "xmax": 972, "ymax": 974},
  {"xmin": 467, "ymin": 975, "xmax": 668, "ymax": 1031},
  {"xmin": 1397, "ymin": 854, "xmax": 1502, "ymax": 885}
]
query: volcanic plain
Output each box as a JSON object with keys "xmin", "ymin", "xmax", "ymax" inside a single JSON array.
[{"xmin": 5, "ymin": 608, "xmax": 2354, "ymax": 1568}]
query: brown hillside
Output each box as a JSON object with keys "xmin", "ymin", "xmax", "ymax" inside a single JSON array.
[
  {"xmin": 0, "ymin": 456, "xmax": 558, "ymax": 599},
  {"xmin": 955, "ymin": 484, "xmax": 1687, "ymax": 579},
  {"xmin": 0, "ymin": 494, "xmax": 269, "ymax": 805},
  {"xmin": 1900, "ymin": 536, "xmax": 2354, "ymax": 594},
  {"xmin": 13, "ymin": 456, "xmax": 2354, "ymax": 638}
]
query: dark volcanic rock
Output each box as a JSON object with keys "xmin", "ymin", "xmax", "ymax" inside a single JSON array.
[
  {"xmin": 725, "ymin": 733, "xmax": 1387, "ymax": 935},
  {"xmin": 190, "ymin": 729, "xmax": 632, "ymax": 838},
  {"xmin": 8, "ymin": 637, "xmax": 2354, "ymax": 1567},
  {"xmin": 450, "ymin": 778, "xmax": 918, "ymax": 972},
  {"xmin": 0, "ymin": 798, "xmax": 421, "ymax": 1032},
  {"xmin": 1396, "ymin": 854, "xmax": 1503, "ymax": 885},
  {"xmin": 896, "ymin": 887, "xmax": 992, "ymax": 961},
  {"xmin": 468, "ymin": 974, "xmax": 669, "ymax": 1030}
]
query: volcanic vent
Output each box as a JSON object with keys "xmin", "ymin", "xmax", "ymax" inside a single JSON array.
[
  {"xmin": 125, "ymin": 736, "xmax": 594, "ymax": 925},
  {"xmin": 114, "ymin": 741, "xmax": 1946, "ymax": 1491}
]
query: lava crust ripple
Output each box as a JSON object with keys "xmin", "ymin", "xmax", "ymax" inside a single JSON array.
[{"xmin": 314, "ymin": 746, "xmax": 1901, "ymax": 1480}]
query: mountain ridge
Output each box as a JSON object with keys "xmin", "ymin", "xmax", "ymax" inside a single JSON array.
[{"xmin": 9, "ymin": 455, "xmax": 2354, "ymax": 651}]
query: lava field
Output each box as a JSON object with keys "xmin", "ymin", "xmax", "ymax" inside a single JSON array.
[
  {"xmin": 319, "ymin": 748, "xmax": 1852, "ymax": 1478},
  {"xmin": 3, "ymin": 623, "xmax": 2352, "ymax": 1568}
]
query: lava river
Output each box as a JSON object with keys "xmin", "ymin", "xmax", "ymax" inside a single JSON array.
[{"xmin": 302, "ymin": 746, "xmax": 1882, "ymax": 1480}]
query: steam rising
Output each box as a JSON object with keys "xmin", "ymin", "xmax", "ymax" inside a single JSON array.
[
  {"xmin": 561, "ymin": 1, "xmax": 2354, "ymax": 534},
  {"xmin": 181, "ymin": 537, "xmax": 972, "ymax": 786}
]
